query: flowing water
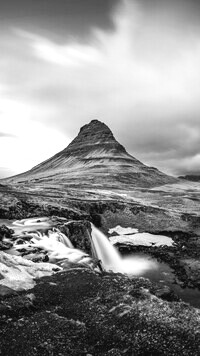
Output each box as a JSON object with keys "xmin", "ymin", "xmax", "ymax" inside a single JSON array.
[
  {"xmin": 91, "ymin": 224, "xmax": 122, "ymax": 272},
  {"xmin": 0, "ymin": 217, "xmax": 92, "ymax": 267},
  {"xmin": 0, "ymin": 217, "xmax": 52, "ymax": 235}
]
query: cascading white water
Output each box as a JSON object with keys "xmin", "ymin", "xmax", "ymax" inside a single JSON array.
[
  {"xmin": 50, "ymin": 228, "xmax": 74, "ymax": 248},
  {"xmin": 91, "ymin": 224, "xmax": 159, "ymax": 275},
  {"xmin": 91, "ymin": 223, "xmax": 123, "ymax": 272},
  {"xmin": 5, "ymin": 218, "xmax": 93, "ymax": 267}
]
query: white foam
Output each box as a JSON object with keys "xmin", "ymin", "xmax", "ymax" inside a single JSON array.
[
  {"xmin": 26, "ymin": 233, "xmax": 88, "ymax": 264},
  {"xmin": 13, "ymin": 217, "xmax": 50, "ymax": 227},
  {"xmin": 121, "ymin": 255, "xmax": 158, "ymax": 275}
]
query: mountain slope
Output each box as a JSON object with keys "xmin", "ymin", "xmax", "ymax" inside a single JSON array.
[{"xmin": 3, "ymin": 119, "xmax": 176, "ymax": 188}]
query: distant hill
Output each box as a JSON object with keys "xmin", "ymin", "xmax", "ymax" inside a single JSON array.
[
  {"xmin": 178, "ymin": 175, "xmax": 200, "ymax": 182},
  {"xmin": 2, "ymin": 119, "xmax": 177, "ymax": 189}
]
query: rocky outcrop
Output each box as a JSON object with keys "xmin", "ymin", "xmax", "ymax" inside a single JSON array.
[
  {"xmin": 3, "ymin": 119, "xmax": 176, "ymax": 188},
  {"xmin": 0, "ymin": 199, "xmax": 89, "ymax": 220}
]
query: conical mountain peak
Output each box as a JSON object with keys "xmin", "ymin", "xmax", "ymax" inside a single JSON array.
[
  {"xmin": 3, "ymin": 119, "xmax": 177, "ymax": 188},
  {"xmin": 66, "ymin": 119, "xmax": 120, "ymax": 151},
  {"xmin": 80, "ymin": 119, "xmax": 112, "ymax": 134}
]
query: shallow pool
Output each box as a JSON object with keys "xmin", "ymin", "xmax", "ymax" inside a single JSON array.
[{"xmin": 123, "ymin": 252, "xmax": 200, "ymax": 308}]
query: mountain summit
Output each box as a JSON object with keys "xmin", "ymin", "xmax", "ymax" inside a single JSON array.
[
  {"xmin": 67, "ymin": 119, "xmax": 120, "ymax": 148},
  {"xmin": 4, "ymin": 119, "xmax": 176, "ymax": 188},
  {"xmin": 62, "ymin": 119, "xmax": 128, "ymax": 157}
]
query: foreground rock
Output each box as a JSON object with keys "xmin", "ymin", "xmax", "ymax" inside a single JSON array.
[{"xmin": 0, "ymin": 269, "xmax": 200, "ymax": 356}]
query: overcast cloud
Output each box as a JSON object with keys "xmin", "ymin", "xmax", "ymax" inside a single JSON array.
[{"xmin": 1, "ymin": 0, "xmax": 200, "ymax": 177}]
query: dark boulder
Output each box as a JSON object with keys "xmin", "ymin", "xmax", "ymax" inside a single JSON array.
[
  {"xmin": 58, "ymin": 220, "xmax": 92, "ymax": 254},
  {"xmin": 152, "ymin": 285, "xmax": 180, "ymax": 302},
  {"xmin": 0, "ymin": 225, "xmax": 14, "ymax": 241}
]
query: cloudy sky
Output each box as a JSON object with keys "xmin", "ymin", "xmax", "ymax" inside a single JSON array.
[{"xmin": 1, "ymin": 0, "xmax": 200, "ymax": 178}]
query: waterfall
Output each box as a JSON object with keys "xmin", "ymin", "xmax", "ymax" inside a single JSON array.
[
  {"xmin": 91, "ymin": 224, "xmax": 123, "ymax": 272},
  {"xmin": 90, "ymin": 224, "xmax": 161, "ymax": 276}
]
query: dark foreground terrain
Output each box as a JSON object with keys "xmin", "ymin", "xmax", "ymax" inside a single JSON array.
[{"xmin": 1, "ymin": 268, "xmax": 200, "ymax": 356}]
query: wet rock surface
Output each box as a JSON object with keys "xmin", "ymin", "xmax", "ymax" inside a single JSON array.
[
  {"xmin": 0, "ymin": 225, "xmax": 14, "ymax": 240},
  {"xmin": 0, "ymin": 269, "xmax": 200, "ymax": 356},
  {"xmin": 0, "ymin": 225, "xmax": 14, "ymax": 250}
]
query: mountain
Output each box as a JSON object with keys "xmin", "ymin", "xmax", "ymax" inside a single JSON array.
[{"xmin": 3, "ymin": 119, "xmax": 176, "ymax": 188}]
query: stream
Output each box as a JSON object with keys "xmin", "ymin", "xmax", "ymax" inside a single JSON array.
[{"xmin": 1, "ymin": 218, "xmax": 200, "ymax": 308}]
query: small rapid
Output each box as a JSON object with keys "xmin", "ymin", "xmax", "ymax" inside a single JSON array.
[{"xmin": 2, "ymin": 217, "xmax": 93, "ymax": 268}]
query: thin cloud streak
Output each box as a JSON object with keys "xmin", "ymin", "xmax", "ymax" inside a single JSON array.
[{"xmin": 0, "ymin": 132, "xmax": 16, "ymax": 138}]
